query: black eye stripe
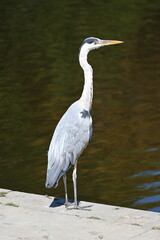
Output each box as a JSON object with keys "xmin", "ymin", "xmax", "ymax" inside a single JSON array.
[
  {"xmin": 82, "ymin": 38, "xmax": 97, "ymax": 45},
  {"xmin": 79, "ymin": 37, "xmax": 98, "ymax": 51}
]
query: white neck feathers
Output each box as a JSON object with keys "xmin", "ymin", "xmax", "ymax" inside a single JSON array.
[{"xmin": 79, "ymin": 47, "xmax": 93, "ymax": 111}]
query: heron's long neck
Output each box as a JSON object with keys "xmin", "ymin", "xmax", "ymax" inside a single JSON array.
[{"xmin": 79, "ymin": 48, "xmax": 93, "ymax": 111}]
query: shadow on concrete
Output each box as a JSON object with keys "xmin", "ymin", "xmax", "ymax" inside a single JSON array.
[{"xmin": 49, "ymin": 197, "xmax": 80, "ymax": 208}]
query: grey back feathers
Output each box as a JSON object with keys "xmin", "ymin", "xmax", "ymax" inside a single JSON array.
[{"xmin": 45, "ymin": 101, "xmax": 92, "ymax": 188}]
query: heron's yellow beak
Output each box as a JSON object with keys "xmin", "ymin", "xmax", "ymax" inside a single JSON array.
[{"xmin": 102, "ymin": 40, "xmax": 123, "ymax": 46}]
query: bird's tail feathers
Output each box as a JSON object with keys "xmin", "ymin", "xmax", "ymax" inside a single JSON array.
[{"xmin": 45, "ymin": 163, "xmax": 63, "ymax": 188}]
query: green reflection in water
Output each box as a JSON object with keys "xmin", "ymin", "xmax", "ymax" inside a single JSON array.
[{"xmin": 0, "ymin": 0, "xmax": 160, "ymax": 211}]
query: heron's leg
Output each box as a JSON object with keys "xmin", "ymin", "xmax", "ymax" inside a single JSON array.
[
  {"xmin": 72, "ymin": 161, "xmax": 78, "ymax": 208},
  {"xmin": 63, "ymin": 174, "xmax": 69, "ymax": 207}
]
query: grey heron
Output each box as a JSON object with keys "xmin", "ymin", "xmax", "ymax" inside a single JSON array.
[{"xmin": 45, "ymin": 37, "xmax": 123, "ymax": 209}]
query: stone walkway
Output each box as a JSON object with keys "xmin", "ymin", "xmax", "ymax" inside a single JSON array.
[{"xmin": 0, "ymin": 188, "xmax": 160, "ymax": 240}]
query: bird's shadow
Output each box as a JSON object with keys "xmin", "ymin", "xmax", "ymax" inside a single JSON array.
[
  {"xmin": 49, "ymin": 197, "xmax": 79, "ymax": 208},
  {"xmin": 49, "ymin": 197, "xmax": 92, "ymax": 210}
]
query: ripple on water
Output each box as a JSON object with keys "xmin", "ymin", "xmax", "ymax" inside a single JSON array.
[
  {"xmin": 132, "ymin": 170, "xmax": 160, "ymax": 177},
  {"xmin": 132, "ymin": 170, "xmax": 160, "ymax": 212},
  {"xmin": 133, "ymin": 194, "xmax": 160, "ymax": 206}
]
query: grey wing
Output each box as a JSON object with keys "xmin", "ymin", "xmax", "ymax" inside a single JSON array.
[{"xmin": 45, "ymin": 106, "xmax": 92, "ymax": 188}]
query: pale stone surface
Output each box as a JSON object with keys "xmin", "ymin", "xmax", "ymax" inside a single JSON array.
[{"xmin": 0, "ymin": 188, "xmax": 160, "ymax": 240}]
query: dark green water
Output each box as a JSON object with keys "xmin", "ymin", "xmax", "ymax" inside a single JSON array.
[{"xmin": 0, "ymin": 0, "xmax": 160, "ymax": 212}]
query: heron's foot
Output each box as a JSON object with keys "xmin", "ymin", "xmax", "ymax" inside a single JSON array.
[
  {"xmin": 65, "ymin": 202, "xmax": 93, "ymax": 211},
  {"xmin": 64, "ymin": 201, "xmax": 74, "ymax": 209}
]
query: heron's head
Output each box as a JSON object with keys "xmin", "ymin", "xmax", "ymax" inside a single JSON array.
[{"xmin": 80, "ymin": 37, "xmax": 123, "ymax": 52}]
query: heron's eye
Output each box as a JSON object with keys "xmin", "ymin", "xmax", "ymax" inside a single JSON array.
[{"xmin": 94, "ymin": 40, "xmax": 98, "ymax": 45}]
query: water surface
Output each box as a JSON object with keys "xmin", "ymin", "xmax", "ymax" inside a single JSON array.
[{"xmin": 0, "ymin": 0, "xmax": 160, "ymax": 212}]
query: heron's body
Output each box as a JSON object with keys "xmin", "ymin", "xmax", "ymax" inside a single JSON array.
[
  {"xmin": 45, "ymin": 37, "xmax": 123, "ymax": 208},
  {"xmin": 46, "ymin": 100, "xmax": 92, "ymax": 188}
]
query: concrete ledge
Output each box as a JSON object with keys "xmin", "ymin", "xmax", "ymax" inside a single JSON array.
[{"xmin": 0, "ymin": 188, "xmax": 160, "ymax": 240}]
